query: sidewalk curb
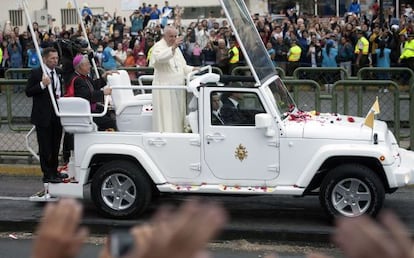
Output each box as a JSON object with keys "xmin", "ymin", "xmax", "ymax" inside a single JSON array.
[{"xmin": 0, "ymin": 165, "xmax": 41, "ymax": 176}]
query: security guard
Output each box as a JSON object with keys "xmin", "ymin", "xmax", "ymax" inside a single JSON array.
[
  {"xmin": 399, "ymin": 33, "xmax": 414, "ymax": 71},
  {"xmin": 354, "ymin": 27, "xmax": 370, "ymax": 72},
  {"xmin": 287, "ymin": 39, "xmax": 302, "ymax": 76},
  {"xmin": 228, "ymin": 37, "xmax": 240, "ymax": 74}
]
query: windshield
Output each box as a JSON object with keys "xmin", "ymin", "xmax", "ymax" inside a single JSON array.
[
  {"xmin": 220, "ymin": 0, "xmax": 277, "ymax": 84},
  {"xmin": 265, "ymin": 77, "xmax": 297, "ymax": 119}
]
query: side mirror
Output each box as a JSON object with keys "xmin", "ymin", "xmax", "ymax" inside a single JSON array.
[{"xmin": 255, "ymin": 113, "xmax": 276, "ymax": 137}]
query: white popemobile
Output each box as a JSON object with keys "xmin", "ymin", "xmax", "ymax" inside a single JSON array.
[{"xmin": 28, "ymin": 0, "xmax": 414, "ymax": 219}]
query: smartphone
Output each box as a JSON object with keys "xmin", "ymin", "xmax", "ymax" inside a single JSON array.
[{"xmin": 110, "ymin": 229, "xmax": 135, "ymax": 258}]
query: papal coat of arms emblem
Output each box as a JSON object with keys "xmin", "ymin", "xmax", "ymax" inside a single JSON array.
[{"xmin": 234, "ymin": 144, "xmax": 248, "ymax": 161}]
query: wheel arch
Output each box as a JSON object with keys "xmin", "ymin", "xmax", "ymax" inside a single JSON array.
[
  {"xmin": 81, "ymin": 144, "xmax": 167, "ymax": 185},
  {"xmin": 304, "ymin": 156, "xmax": 392, "ymax": 194}
]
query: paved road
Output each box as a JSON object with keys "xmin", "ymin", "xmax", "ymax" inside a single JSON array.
[{"xmin": 1, "ymin": 175, "xmax": 414, "ymax": 243}]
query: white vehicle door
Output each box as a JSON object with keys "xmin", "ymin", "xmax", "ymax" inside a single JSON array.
[
  {"xmin": 143, "ymin": 133, "xmax": 201, "ymax": 180},
  {"xmin": 202, "ymin": 87, "xmax": 280, "ymax": 181}
]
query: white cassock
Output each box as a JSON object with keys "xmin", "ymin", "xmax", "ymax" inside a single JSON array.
[{"xmin": 150, "ymin": 38, "xmax": 194, "ymax": 132}]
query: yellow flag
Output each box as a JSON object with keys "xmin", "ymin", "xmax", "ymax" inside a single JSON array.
[
  {"xmin": 364, "ymin": 110, "xmax": 375, "ymax": 129},
  {"xmin": 371, "ymin": 96, "xmax": 380, "ymax": 114}
]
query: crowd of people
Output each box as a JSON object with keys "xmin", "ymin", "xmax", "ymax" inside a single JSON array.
[{"xmin": 1, "ymin": 2, "xmax": 413, "ymax": 86}]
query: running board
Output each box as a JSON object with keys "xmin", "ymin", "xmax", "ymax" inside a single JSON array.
[{"xmin": 157, "ymin": 184, "xmax": 305, "ymax": 195}]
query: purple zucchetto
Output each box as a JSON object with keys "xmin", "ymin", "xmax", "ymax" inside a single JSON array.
[{"xmin": 72, "ymin": 54, "xmax": 85, "ymax": 68}]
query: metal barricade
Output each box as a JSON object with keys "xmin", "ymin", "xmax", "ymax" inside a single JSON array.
[{"xmin": 331, "ymin": 80, "xmax": 401, "ymax": 142}]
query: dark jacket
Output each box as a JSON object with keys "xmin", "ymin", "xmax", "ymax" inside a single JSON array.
[
  {"xmin": 26, "ymin": 67, "xmax": 63, "ymax": 127},
  {"xmin": 70, "ymin": 73, "xmax": 106, "ymax": 112}
]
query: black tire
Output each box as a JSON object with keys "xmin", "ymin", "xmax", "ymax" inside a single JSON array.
[
  {"xmin": 91, "ymin": 160, "xmax": 152, "ymax": 218},
  {"xmin": 319, "ymin": 164, "xmax": 385, "ymax": 218}
]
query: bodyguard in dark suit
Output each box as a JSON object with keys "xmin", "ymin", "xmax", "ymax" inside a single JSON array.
[
  {"xmin": 26, "ymin": 47, "xmax": 67, "ymax": 183},
  {"xmin": 220, "ymin": 92, "xmax": 249, "ymax": 125},
  {"xmin": 211, "ymin": 92, "xmax": 224, "ymax": 125}
]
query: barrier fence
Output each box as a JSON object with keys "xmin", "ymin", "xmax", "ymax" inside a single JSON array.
[{"xmin": 0, "ymin": 66, "xmax": 412, "ymax": 161}]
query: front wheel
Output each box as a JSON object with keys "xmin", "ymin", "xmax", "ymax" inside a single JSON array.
[
  {"xmin": 91, "ymin": 160, "xmax": 152, "ymax": 218},
  {"xmin": 319, "ymin": 164, "xmax": 385, "ymax": 218}
]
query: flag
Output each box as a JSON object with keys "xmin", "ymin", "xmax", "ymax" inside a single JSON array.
[
  {"xmin": 371, "ymin": 96, "xmax": 380, "ymax": 114},
  {"xmin": 364, "ymin": 110, "xmax": 375, "ymax": 129}
]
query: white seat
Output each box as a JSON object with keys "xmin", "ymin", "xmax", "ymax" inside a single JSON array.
[
  {"xmin": 187, "ymin": 111, "xmax": 198, "ymax": 133},
  {"xmin": 57, "ymin": 97, "xmax": 97, "ymax": 133},
  {"xmin": 107, "ymin": 70, "xmax": 153, "ymax": 132}
]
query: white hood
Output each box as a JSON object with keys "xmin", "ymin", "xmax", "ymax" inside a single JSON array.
[{"xmin": 283, "ymin": 112, "xmax": 389, "ymax": 141}]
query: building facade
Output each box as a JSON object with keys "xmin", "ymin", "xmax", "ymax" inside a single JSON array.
[{"xmin": 0, "ymin": 0, "xmax": 270, "ymax": 32}]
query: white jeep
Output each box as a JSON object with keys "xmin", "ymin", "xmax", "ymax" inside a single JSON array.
[{"xmin": 30, "ymin": 0, "xmax": 414, "ymax": 219}]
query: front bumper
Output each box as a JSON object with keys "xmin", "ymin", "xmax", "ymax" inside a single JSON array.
[{"xmin": 391, "ymin": 148, "xmax": 414, "ymax": 187}]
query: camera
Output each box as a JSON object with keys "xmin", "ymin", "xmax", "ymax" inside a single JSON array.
[{"xmin": 110, "ymin": 230, "xmax": 135, "ymax": 258}]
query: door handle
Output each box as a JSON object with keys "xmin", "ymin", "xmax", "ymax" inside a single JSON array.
[
  {"xmin": 148, "ymin": 138, "xmax": 167, "ymax": 146},
  {"xmin": 206, "ymin": 133, "xmax": 225, "ymax": 142}
]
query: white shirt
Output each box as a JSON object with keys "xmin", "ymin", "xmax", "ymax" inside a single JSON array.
[{"xmin": 41, "ymin": 67, "xmax": 61, "ymax": 97}]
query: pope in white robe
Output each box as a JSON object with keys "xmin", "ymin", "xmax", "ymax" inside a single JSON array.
[{"xmin": 150, "ymin": 26, "xmax": 195, "ymax": 133}]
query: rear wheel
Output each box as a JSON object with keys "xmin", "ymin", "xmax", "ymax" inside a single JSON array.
[
  {"xmin": 91, "ymin": 160, "xmax": 152, "ymax": 218},
  {"xmin": 319, "ymin": 164, "xmax": 385, "ymax": 218}
]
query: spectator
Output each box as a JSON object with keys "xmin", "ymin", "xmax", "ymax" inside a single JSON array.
[
  {"xmin": 124, "ymin": 49, "xmax": 137, "ymax": 79},
  {"xmin": 376, "ymin": 41, "xmax": 391, "ymax": 91},
  {"xmin": 91, "ymin": 16, "xmax": 102, "ymax": 41},
  {"xmin": 95, "ymin": 44, "xmax": 104, "ymax": 67},
  {"xmin": 195, "ymin": 22, "xmax": 209, "ymax": 49},
  {"xmin": 287, "ymin": 39, "xmax": 301, "ymax": 76},
  {"xmin": 201, "ymin": 41, "xmax": 217, "ymax": 66},
  {"xmin": 148, "ymin": 4, "xmax": 161, "ymax": 28},
  {"xmin": 369, "ymin": 25, "xmax": 381, "ymax": 67},
  {"xmin": 136, "ymin": 51, "xmax": 147, "ymax": 67},
  {"xmin": 145, "ymin": 37, "xmax": 155, "ymax": 64},
  {"xmin": 371, "ymin": 0, "xmax": 379, "ymax": 21},
  {"xmin": 32, "ymin": 198, "xmax": 226, "ymax": 258},
  {"xmin": 27, "ymin": 42, "xmax": 41, "ymax": 69},
  {"xmin": 321, "ymin": 39, "xmax": 338, "ymax": 92},
  {"xmin": 8, "ymin": 37, "xmax": 24, "ymax": 93},
  {"xmin": 100, "ymin": 12, "xmax": 113, "ymax": 38},
  {"xmin": 266, "ymin": 42, "xmax": 276, "ymax": 66},
  {"xmin": 348, "ymin": 0, "xmax": 361, "ymax": 16},
  {"xmin": 114, "ymin": 42, "xmax": 126, "ymax": 67},
  {"xmin": 337, "ymin": 36, "xmax": 354, "ymax": 78},
  {"xmin": 31, "ymin": 199, "xmax": 88, "ymax": 258},
  {"xmin": 161, "ymin": 1, "xmax": 173, "ymax": 28},
  {"xmin": 307, "ymin": 34, "xmax": 322, "ymax": 68},
  {"xmin": 111, "ymin": 29, "xmax": 123, "ymax": 47},
  {"xmin": 112, "ymin": 16, "xmax": 126, "ymax": 39},
  {"xmin": 228, "ymin": 37, "xmax": 240, "ymax": 74},
  {"xmin": 130, "ymin": 10, "xmax": 144, "ymax": 37},
  {"xmin": 354, "ymin": 27, "xmax": 370, "ymax": 74},
  {"xmin": 399, "ymin": 33, "xmax": 414, "ymax": 71},
  {"xmin": 191, "ymin": 42, "xmax": 202, "ymax": 66},
  {"xmin": 215, "ymin": 38, "xmax": 229, "ymax": 74},
  {"xmin": 142, "ymin": 2, "xmax": 152, "ymax": 28},
  {"xmin": 81, "ymin": 3, "xmax": 93, "ymax": 25},
  {"xmin": 102, "ymin": 40, "xmax": 118, "ymax": 70},
  {"xmin": 0, "ymin": 43, "xmax": 3, "ymax": 94},
  {"xmin": 274, "ymin": 37, "xmax": 289, "ymax": 71}
]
